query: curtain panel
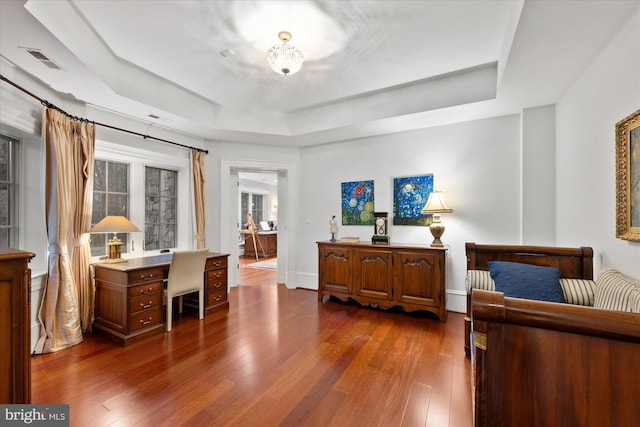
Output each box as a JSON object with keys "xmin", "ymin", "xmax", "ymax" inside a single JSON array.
[
  {"xmin": 191, "ymin": 150, "xmax": 206, "ymax": 249},
  {"xmin": 35, "ymin": 108, "xmax": 95, "ymax": 354}
]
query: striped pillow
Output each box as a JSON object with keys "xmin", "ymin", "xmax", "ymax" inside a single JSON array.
[
  {"xmin": 466, "ymin": 270, "xmax": 595, "ymax": 306},
  {"xmin": 593, "ymin": 268, "xmax": 640, "ymax": 313},
  {"xmin": 465, "ymin": 270, "xmax": 494, "ymax": 292},
  {"xmin": 559, "ymin": 278, "xmax": 595, "ymax": 306}
]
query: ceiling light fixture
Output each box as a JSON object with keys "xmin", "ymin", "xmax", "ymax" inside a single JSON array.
[{"xmin": 266, "ymin": 31, "xmax": 304, "ymax": 76}]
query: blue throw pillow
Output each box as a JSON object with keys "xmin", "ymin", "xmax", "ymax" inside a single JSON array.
[{"xmin": 487, "ymin": 261, "xmax": 565, "ymax": 303}]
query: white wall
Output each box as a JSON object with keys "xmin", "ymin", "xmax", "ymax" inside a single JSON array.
[
  {"xmin": 522, "ymin": 104, "xmax": 556, "ymax": 245},
  {"xmin": 296, "ymin": 115, "xmax": 521, "ymax": 312},
  {"xmin": 556, "ymin": 6, "xmax": 640, "ymax": 277}
]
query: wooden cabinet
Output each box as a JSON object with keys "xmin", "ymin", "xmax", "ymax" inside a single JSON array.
[
  {"xmin": 244, "ymin": 232, "xmax": 277, "ymax": 258},
  {"xmin": 94, "ymin": 252, "xmax": 229, "ymax": 346},
  {"xmin": 318, "ymin": 242, "xmax": 447, "ymax": 321},
  {"xmin": 0, "ymin": 248, "xmax": 35, "ymax": 404}
]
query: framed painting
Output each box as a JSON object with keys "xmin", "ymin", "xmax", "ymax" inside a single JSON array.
[
  {"xmin": 393, "ymin": 174, "xmax": 434, "ymax": 225},
  {"xmin": 616, "ymin": 109, "xmax": 640, "ymax": 242},
  {"xmin": 341, "ymin": 180, "xmax": 375, "ymax": 225}
]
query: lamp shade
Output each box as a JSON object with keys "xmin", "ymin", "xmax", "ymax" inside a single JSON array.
[
  {"xmin": 89, "ymin": 216, "xmax": 140, "ymax": 233},
  {"xmin": 420, "ymin": 191, "xmax": 453, "ymax": 214}
]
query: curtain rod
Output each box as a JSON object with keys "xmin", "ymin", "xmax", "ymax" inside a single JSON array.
[{"xmin": 0, "ymin": 74, "xmax": 208, "ymax": 154}]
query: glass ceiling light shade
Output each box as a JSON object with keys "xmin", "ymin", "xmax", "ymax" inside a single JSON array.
[{"xmin": 266, "ymin": 31, "xmax": 304, "ymax": 76}]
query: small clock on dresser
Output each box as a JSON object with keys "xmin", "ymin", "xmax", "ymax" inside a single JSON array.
[{"xmin": 372, "ymin": 212, "xmax": 390, "ymax": 243}]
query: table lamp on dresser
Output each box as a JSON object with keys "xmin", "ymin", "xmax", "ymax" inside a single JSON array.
[
  {"xmin": 89, "ymin": 215, "xmax": 141, "ymax": 262},
  {"xmin": 420, "ymin": 191, "xmax": 453, "ymax": 247}
]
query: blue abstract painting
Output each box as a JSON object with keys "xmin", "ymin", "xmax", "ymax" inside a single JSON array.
[
  {"xmin": 341, "ymin": 180, "xmax": 375, "ymax": 225},
  {"xmin": 393, "ymin": 174, "xmax": 434, "ymax": 226}
]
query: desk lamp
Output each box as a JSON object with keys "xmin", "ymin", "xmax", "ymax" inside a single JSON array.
[{"xmin": 89, "ymin": 216, "xmax": 141, "ymax": 262}]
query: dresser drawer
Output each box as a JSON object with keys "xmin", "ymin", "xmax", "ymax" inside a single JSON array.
[
  {"xmin": 207, "ymin": 289, "xmax": 227, "ymax": 306},
  {"xmin": 129, "ymin": 293, "xmax": 162, "ymax": 315},
  {"xmin": 130, "ymin": 281, "xmax": 163, "ymax": 297},
  {"xmin": 129, "ymin": 267, "xmax": 166, "ymax": 285},
  {"xmin": 130, "ymin": 308, "xmax": 162, "ymax": 332}
]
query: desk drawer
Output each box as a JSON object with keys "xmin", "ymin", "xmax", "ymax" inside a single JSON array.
[
  {"xmin": 206, "ymin": 256, "xmax": 227, "ymax": 270},
  {"xmin": 207, "ymin": 289, "xmax": 227, "ymax": 306},
  {"xmin": 129, "ymin": 268, "xmax": 166, "ymax": 284},
  {"xmin": 208, "ymin": 278, "xmax": 226, "ymax": 292},
  {"xmin": 207, "ymin": 269, "xmax": 227, "ymax": 287},
  {"xmin": 130, "ymin": 281, "xmax": 163, "ymax": 297},
  {"xmin": 129, "ymin": 293, "xmax": 162, "ymax": 314},
  {"xmin": 130, "ymin": 308, "xmax": 162, "ymax": 332}
]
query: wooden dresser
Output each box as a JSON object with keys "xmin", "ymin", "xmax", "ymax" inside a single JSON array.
[
  {"xmin": 0, "ymin": 248, "xmax": 35, "ymax": 404},
  {"xmin": 93, "ymin": 252, "xmax": 229, "ymax": 346},
  {"xmin": 317, "ymin": 241, "xmax": 447, "ymax": 321}
]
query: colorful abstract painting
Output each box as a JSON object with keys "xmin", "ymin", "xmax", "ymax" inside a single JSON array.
[
  {"xmin": 341, "ymin": 180, "xmax": 375, "ymax": 225},
  {"xmin": 393, "ymin": 174, "xmax": 434, "ymax": 226}
]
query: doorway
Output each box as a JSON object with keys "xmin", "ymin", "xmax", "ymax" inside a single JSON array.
[
  {"xmin": 222, "ymin": 158, "xmax": 293, "ymax": 290},
  {"xmin": 238, "ymin": 171, "xmax": 278, "ymax": 286}
]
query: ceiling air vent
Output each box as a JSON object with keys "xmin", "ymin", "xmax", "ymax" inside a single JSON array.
[{"xmin": 26, "ymin": 49, "xmax": 62, "ymax": 70}]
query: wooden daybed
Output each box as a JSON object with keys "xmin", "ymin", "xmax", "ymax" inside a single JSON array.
[
  {"xmin": 465, "ymin": 243, "xmax": 640, "ymax": 426},
  {"xmin": 464, "ymin": 242, "xmax": 594, "ymax": 356}
]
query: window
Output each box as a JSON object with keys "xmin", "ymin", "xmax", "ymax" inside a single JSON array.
[
  {"xmin": 240, "ymin": 191, "xmax": 264, "ymax": 227},
  {"xmin": 145, "ymin": 166, "xmax": 177, "ymax": 250},
  {"xmin": 240, "ymin": 192, "xmax": 249, "ymax": 228},
  {"xmin": 252, "ymin": 194, "xmax": 264, "ymax": 224},
  {"xmin": 0, "ymin": 135, "xmax": 16, "ymax": 248},
  {"xmin": 91, "ymin": 160, "xmax": 130, "ymax": 257}
]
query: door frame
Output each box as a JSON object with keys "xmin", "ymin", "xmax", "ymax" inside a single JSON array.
[{"xmin": 220, "ymin": 158, "xmax": 296, "ymax": 289}]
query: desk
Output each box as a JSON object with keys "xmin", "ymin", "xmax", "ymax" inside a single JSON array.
[
  {"xmin": 244, "ymin": 231, "xmax": 277, "ymax": 259},
  {"xmin": 93, "ymin": 252, "xmax": 229, "ymax": 346}
]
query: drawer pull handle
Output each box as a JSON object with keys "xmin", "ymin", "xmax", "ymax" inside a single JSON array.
[
  {"xmin": 215, "ymin": 295, "xmax": 222, "ymax": 301},
  {"xmin": 140, "ymin": 301, "xmax": 152, "ymax": 309},
  {"xmin": 215, "ymin": 273, "xmax": 222, "ymax": 278},
  {"xmin": 139, "ymin": 287, "xmax": 153, "ymax": 295},
  {"xmin": 214, "ymin": 283, "xmax": 223, "ymax": 289},
  {"xmin": 139, "ymin": 273, "xmax": 154, "ymax": 280},
  {"xmin": 214, "ymin": 262, "xmax": 221, "ymax": 267},
  {"xmin": 140, "ymin": 317, "xmax": 152, "ymax": 325}
]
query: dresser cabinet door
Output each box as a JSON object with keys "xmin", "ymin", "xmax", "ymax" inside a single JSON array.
[
  {"xmin": 395, "ymin": 250, "xmax": 443, "ymax": 308},
  {"xmin": 354, "ymin": 248, "xmax": 393, "ymax": 300},
  {"xmin": 318, "ymin": 245, "xmax": 351, "ymax": 295}
]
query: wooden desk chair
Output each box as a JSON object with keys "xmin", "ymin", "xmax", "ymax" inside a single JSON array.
[
  {"xmin": 165, "ymin": 248, "xmax": 209, "ymax": 332},
  {"xmin": 240, "ymin": 213, "xmax": 266, "ymax": 261}
]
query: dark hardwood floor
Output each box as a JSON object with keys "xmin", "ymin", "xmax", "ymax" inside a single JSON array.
[{"xmin": 30, "ymin": 260, "xmax": 472, "ymax": 426}]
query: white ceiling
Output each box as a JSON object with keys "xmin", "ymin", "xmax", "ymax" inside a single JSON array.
[{"xmin": 1, "ymin": 0, "xmax": 638, "ymax": 147}]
